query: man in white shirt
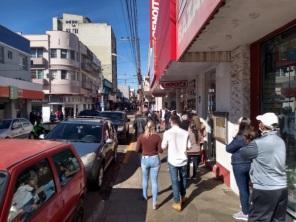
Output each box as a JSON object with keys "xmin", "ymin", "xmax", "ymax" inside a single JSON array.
[{"xmin": 161, "ymin": 115, "xmax": 191, "ymax": 211}]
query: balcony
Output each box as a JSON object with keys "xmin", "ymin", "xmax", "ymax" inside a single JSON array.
[
  {"xmin": 50, "ymin": 79, "xmax": 81, "ymax": 94},
  {"xmin": 31, "ymin": 57, "xmax": 47, "ymax": 67}
]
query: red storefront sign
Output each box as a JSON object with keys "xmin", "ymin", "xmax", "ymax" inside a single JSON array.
[
  {"xmin": 160, "ymin": 80, "xmax": 188, "ymax": 89},
  {"xmin": 177, "ymin": 0, "xmax": 224, "ymax": 60},
  {"xmin": 153, "ymin": 0, "xmax": 176, "ymax": 87}
]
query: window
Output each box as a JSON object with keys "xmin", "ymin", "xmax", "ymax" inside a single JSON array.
[
  {"xmin": 0, "ymin": 46, "xmax": 4, "ymax": 63},
  {"xmin": 36, "ymin": 70, "xmax": 44, "ymax": 79},
  {"xmin": 7, "ymin": 51, "xmax": 13, "ymax": 60},
  {"xmin": 8, "ymin": 159, "xmax": 56, "ymax": 222},
  {"xmin": 20, "ymin": 119, "xmax": 31, "ymax": 127},
  {"xmin": 70, "ymin": 50, "xmax": 75, "ymax": 60},
  {"xmin": 66, "ymin": 29, "xmax": 71, "ymax": 33},
  {"xmin": 20, "ymin": 55, "xmax": 28, "ymax": 71},
  {"xmin": 61, "ymin": 70, "xmax": 67, "ymax": 80},
  {"xmin": 73, "ymin": 29, "xmax": 78, "ymax": 34},
  {"xmin": 31, "ymin": 48, "xmax": 43, "ymax": 58},
  {"xmin": 50, "ymin": 49, "xmax": 57, "ymax": 58},
  {"xmin": 52, "ymin": 149, "xmax": 80, "ymax": 186},
  {"xmin": 61, "ymin": 49, "xmax": 67, "ymax": 59},
  {"xmin": 76, "ymin": 52, "xmax": 80, "ymax": 61}
]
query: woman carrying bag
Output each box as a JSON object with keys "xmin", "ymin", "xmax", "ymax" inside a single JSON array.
[
  {"xmin": 186, "ymin": 116, "xmax": 202, "ymax": 179},
  {"xmin": 136, "ymin": 120, "xmax": 163, "ymax": 210}
]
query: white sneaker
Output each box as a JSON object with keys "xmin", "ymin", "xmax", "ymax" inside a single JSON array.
[{"xmin": 232, "ymin": 211, "xmax": 248, "ymax": 221}]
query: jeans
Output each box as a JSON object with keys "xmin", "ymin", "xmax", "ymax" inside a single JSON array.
[
  {"xmin": 232, "ymin": 163, "xmax": 251, "ymax": 215},
  {"xmin": 187, "ymin": 155, "xmax": 201, "ymax": 178},
  {"xmin": 168, "ymin": 163, "xmax": 187, "ymax": 203},
  {"xmin": 141, "ymin": 155, "xmax": 160, "ymax": 205}
]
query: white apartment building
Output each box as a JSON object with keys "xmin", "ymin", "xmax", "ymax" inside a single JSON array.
[
  {"xmin": 25, "ymin": 30, "xmax": 102, "ymax": 122},
  {"xmin": 0, "ymin": 25, "xmax": 43, "ymax": 119},
  {"xmin": 52, "ymin": 13, "xmax": 118, "ymax": 90}
]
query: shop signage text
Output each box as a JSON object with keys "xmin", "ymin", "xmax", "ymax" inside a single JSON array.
[
  {"xmin": 160, "ymin": 80, "xmax": 188, "ymax": 89},
  {"xmin": 150, "ymin": 0, "xmax": 160, "ymax": 45}
]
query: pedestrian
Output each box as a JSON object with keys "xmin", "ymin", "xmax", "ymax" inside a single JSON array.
[
  {"xmin": 186, "ymin": 116, "xmax": 202, "ymax": 179},
  {"xmin": 133, "ymin": 111, "xmax": 148, "ymax": 138},
  {"xmin": 164, "ymin": 108, "xmax": 171, "ymax": 130},
  {"xmin": 136, "ymin": 120, "xmax": 162, "ymax": 210},
  {"xmin": 240, "ymin": 112, "xmax": 288, "ymax": 222},
  {"xmin": 180, "ymin": 113, "xmax": 190, "ymax": 131},
  {"xmin": 161, "ymin": 115, "xmax": 191, "ymax": 211},
  {"xmin": 29, "ymin": 111, "xmax": 36, "ymax": 125},
  {"xmin": 226, "ymin": 117, "xmax": 255, "ymax": 221}
]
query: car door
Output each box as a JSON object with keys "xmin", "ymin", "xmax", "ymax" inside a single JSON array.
[
  {"xmin": 52, "ymin": 148, "xmax": 82, "ymax": 221},
  {"xmin": 102, "ymin": 124, "xmax": 113, "ymax": 168},
  {"xmin": 10, "ymin": 119, "xmax": 22, "ymax": 138},
  {"xmin": 21, "ymin": 119, "xmax": 33, "ymax": 137},
  {"xmin": 5, "ymin": 158, "xmax": 63, "ymax": 222}
]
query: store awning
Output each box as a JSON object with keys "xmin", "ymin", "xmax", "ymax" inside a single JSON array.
[{"xmin": 0, "ymin": 86, "xmax": 44, "ymax": 100}]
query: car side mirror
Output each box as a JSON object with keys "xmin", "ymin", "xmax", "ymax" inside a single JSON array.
[{"xmin": 106, "ymin": 138, "xmax": 113, "ymax": 144}]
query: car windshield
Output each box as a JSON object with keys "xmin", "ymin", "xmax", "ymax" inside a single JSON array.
[
  {"xmin": 0, "ymin": 171, "xmax": 7, "ymax": 206},
  {"xmin": 46, "ymin": 123, "xmax": 102, "ymax": 143},
  {"xmin": 0, "ymin": 120, "xmax": 11, "ymax": 129},
  {"xmin": 98, "ymin": 112, "xmax": 124, "ymax": 121}
]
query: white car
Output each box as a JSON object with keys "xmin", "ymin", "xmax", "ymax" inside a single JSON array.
[{"xmin": 0, "ymin": 118, "xmax": 33, "ymax": 139}]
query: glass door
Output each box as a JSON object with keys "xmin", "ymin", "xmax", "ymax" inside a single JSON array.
[{"xmin": 261, "ymin": 26, "xmax": 296, "ymax": 217}]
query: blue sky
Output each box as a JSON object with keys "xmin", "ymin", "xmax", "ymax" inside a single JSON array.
[{"xmin": 0, "ymin": 0, "xmax": 149, "ymax": 89}]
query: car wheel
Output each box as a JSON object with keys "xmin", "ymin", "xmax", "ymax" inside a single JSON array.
[
  {"xmin": 96, "ymin": 165, "xmax": 104, "ymax": 189},
  {"xmin": 73, "ymin": 200, "xmax": 84, "ymax": 222}
]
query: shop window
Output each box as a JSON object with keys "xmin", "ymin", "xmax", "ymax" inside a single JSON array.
[
  {"xmin": 50, "ymin": 49, "xmax": 57, "ymax": 58},
  {"xmin": 261, "ymin": 26, "xmax": 296, "ymax": 216},
  {"xmin": 61, "ymin": 49, "xmax": 67, "ymax": 59},
  {"xmin": 0, "ymin": 46, "xmax": 4, "ymax": 63},
  {"xmin": 8, "ymin": 159, "xmax": 56, "ymax": 221},
  {"xmin": 7, "ymin": 51, "xmax": 13, "ymax": 60},
  {"xmin": 36, "ymin": 70, "xmax": 44, "ymax": 79}
]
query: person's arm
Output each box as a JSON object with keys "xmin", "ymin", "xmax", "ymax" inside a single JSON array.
[
  {"xmin": 187, "ymin": 133, "xmax": 192, "ymax": 149},
  {"xmin": 161, "ymin": 132, "xmax": 168, "ymax": 150},
  {"xmin": 240, "ymin": 140, "xmax": 258, "ymax": 160},
  {"xmin": 226, "ymin": 136, "xmax": 246, "ymax": 153},
  {"xmin": 135, "ymin": 136, "xmax": 142, "ymax": 153},
  {"xmin": 157, "ymin": 136, "xmax": 163, "ymax": 153}
]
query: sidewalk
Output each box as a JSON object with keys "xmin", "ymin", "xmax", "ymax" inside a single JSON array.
[{"xmin": 99, "ymin": 146, "xmax": 241, "ymax": 222}]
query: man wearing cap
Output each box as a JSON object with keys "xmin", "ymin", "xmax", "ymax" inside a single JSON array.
[{"xmin": 240, "ymin": 112, "xmax": 287, "ymax": 222}]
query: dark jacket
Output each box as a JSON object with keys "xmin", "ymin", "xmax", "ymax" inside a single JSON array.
[{"xmin": 226, "ymin": 135, "xmax": 251, "ymax": 165}]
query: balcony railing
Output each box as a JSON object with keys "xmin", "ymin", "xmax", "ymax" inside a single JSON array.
[{"xmin": 31, "ymin": 57, "xmax": 47, "ymax": 67}]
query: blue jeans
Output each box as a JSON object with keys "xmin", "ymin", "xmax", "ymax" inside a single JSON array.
[
  {"xmin": 168, "ymin": 163, "xmax": 187, "ymax": 203},
  {"xmin": 141, "ymin": 155, "xmax": 160, "ymax": 205},
  {"xmin": 233, "ymin": 163, "xmax": 251, "ymax": 215}
]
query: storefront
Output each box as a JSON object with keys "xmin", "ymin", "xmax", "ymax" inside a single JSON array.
[{"xmin": 251, "ymin": 22, "xmax": 296, "ymax": 218}]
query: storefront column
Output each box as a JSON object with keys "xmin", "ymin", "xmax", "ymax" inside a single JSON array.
[
  {"xmin": 26, "ymin": 100, "xmax": 32, "ymax": 117},
  {"xmin": 176, "ymin": 90, "xmax": 181, "ymax": 113},
  {"xmin": 230, "ymin": 45, "xmax": 251, "ymax": 123},
  {"xmin": 73, "ymin": 104, "xmax": 77, "ymax": 117},
  {"xmin": 10, "ymin": 100, "xmax": 16, "ymax": 118}
]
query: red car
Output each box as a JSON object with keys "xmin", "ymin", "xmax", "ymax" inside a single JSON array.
[{"xmin": 0, "ymin": 139, "xmax": 86, "ymax": 222}]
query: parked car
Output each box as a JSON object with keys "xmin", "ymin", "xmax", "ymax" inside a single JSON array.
[
  {"xmin": 78, "ymin": 110, "xmax": 100, "ymax": 117},
  {"xmin": 0, "ymin": 118, "xmax": 33, "ymax": 139},
  {"xmin": 97, "ymin": 111, "xmax": 130, "ymax": 143},
  {"xmin": 0, "ymin": 139, "xmax": 86, "ymax": 222},
  {"xmin": 44, "ymin": 117, "xmax": 118, "ymax": 188}
]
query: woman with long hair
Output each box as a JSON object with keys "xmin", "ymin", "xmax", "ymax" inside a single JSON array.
[
  {"xmin": 226, "ymin": 117, "xmax": 255, "ymax": 221},
  {"xmin": 136, "ymin": 120, "xmax": 163, "ymax": 210},
  {"xmin": 186, "ymin": 116, "xmax": 202, "ymax": 179}
]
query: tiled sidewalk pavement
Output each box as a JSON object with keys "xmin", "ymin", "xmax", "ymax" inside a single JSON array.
[{"xmin": 99, "ymin": 144, "xmax": 242, "ymax": 222}]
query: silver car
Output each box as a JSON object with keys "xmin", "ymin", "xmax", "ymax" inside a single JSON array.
[{"xmin": 0, "ymin": 118, "xmax": 33, "ymax": 139}]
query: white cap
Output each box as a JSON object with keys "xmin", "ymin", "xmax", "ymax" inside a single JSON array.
[{"xmin": 256, "ymin": 112, "xmax": 278, "ymax": 128}]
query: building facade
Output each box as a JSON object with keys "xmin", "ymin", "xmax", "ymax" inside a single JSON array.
[
  {"xmin": 52, "ymin": 13, "xmax": 118, "ymax": 90},
  {"xmin": 25, "ymin": 30, "xmax": 101, "ymax": 121},
  {"xmin": 149, "ymin": 0, "xmax": 296, "ymax": 218},
  {"xmin": 0, "ymin": 25, "xmax": 43, "ymax": 119}
]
